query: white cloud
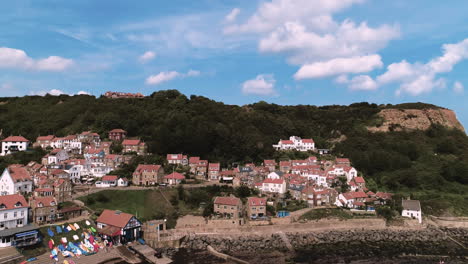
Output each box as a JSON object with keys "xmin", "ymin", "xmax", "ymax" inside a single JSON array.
[
  {"xmin": 225, "ymin": 8, "xmax": 241, "ymax": 23},
  {"xmin": 375, "ymin": 38, "xmax": 468, "ymax": 96},
  {"xmin": 258, "ymin": 20, "xmax": 399, "ymax": 64},
  {"xmin": 242, "ymin": 74, "xmax": 276, "ymax": 96},
  {"xmin": 0, "ymin": 47, "xmax": 74, "ymax": 72},
  {"xmin": 294, "ymin": 55, "xmax": 383, "ymax": 79},
  {"xmin": 138, "ymin": 51, "xmax": 156, "ymax": 63},
  {"xmin": 187, "ymin": 69, "xmax": 201, "ymax": 77},
  {"xmin": 29, "ymin": 89, "xmax": 93, "ymax": 96},
  {"xmin": 30, "ymin": 89, "xmax": 66, "ymax": 96},
  {"xmin": 225, "ymin": 0, "xmax": 365, "ymax": 34},
  {"xmin": 146, "ymin": 71, "xmax": 181, "ymax": 85},
  {"xmin": 145, "ymin": 69, "xmax": 201, "ymax": 85},
  {"xmin": 223, "ymin": 0, "xmax": 399, "ymax": 80},
  {"xmin": 453, "ymin": 81, "xmax": 464, "ymax": 94},
  {"xmin": 335, "ymin": 75, "xmax": 378, "ymax": 91}
]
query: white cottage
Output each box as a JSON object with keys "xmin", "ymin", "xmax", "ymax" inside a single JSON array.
[
  {"xmin": 0, "ymin": 166, "xmax": 33, "ymax": 196},
  {"xmin": 402, "ymin": 200, "xmax": 422, "ymax": 224},
  {"xmin": 1, "ymin": 136, "xmax": 29, "ymax": 156}
]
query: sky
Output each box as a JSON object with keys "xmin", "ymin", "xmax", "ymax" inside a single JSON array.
[{"xmin": 0, "ymin": 0, "xmax": 467, "ymax": 127}]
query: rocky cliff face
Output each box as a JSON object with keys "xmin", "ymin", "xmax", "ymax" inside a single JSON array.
[{"xmin": 368, "ymin": 108, "xmax": 465, "ymax": 133}]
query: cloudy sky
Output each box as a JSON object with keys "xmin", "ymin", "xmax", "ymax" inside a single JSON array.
[{"xmin": 1, "ymin": 0, "xmax": 467, "ymax": 126}]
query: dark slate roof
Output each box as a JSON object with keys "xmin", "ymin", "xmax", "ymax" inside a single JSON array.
[{"xmin": 402, "ymin": 200, "xmax": 421, "ymax": 211}]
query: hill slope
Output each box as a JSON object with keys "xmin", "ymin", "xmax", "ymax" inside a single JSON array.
[{"xmin": 0, "ymin": 90, "xmax": 467, "ymax": 215}]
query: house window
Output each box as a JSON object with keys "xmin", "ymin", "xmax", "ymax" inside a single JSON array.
[
  {"xmin": 3, "ymin": 213, "xmax": 7, "ymax": 219},
  {"xmin": 14, "ymin": 212, "xmax": 17, "ymax": 218},
  {"xmin": 17, "ymin": 219, "xmax": 23, "ymax": 225},
  {"xmin": 21, "ymin": 211, "xmax": 24, "ymax": 216}
]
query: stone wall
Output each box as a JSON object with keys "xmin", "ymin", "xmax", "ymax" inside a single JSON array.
[{"xmin": 181, "ymin": 227, "xmax": 468, "ymax": 259}]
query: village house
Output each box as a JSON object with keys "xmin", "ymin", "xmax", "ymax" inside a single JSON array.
[
  {"xmin": 188, "ymin": 157, "xmax": 200, "ymax": 173},
  {"xmin": 122, "ymin": 139, "xmax": 147, "ymax": 155},
  {"xmin": 335, "ymin": 191, "xmax": 368, "ymax": 209},
  {"xmin": 279, "ymin": 160, "xmax": 292, "ymax": 173},
  {"xmin": 0, "ymin": 165, "xmax": 33, "ymax": 196},
  {"xmin": 117, "ymin": 178, "xmax": 129, "ymax": 187},
  {"xmin": 0, "ymin": 194, "xmax": 40, "ymax": 248},
  {"xmin": 335, "ymin": 158, "xmax": 351, "ymax": 166},
  {"xmin": 164, "ymin": 172, "xmax": 185, "ymax": 185},
  {"xmin": 246, "ymin": 197, "xmax": 267, "ymax": 219},
  {"xmin": 402, "ymin": 199, "xmax": 422, "ymax": 224},
  {"xmin": 63, "ymin": 159, "xmax": 87, "ymax": 183},
  {"xmin": 35, "ymin": 135, "xmax": 55, "ymax": 148},
  {"xmin": 104, "ymin": 154, "xmax": 125, "ymax": 170},
  {"xmin": 99, "ymin": 141, "xmax": 113, "ymax": 155},
  {"xmin": 213, "ymin": 196, "xmax": 243, "ymax": 219},
  {"xmin": 195, "ymin": 160, "xmax": 208, "ymax": 178},
  {"xmin": 273, "ymin": 136, "xmax": 315, "ymax": 152},
  {"xmin": 167, "ymin": 154, "xmax": 188, "ymax": 166},
  {"xmin": 260, "ymin": 178, "xmax": 287, "ymax": 195},
  {"xmin": 96, "ymin": 209, "xmax": 142, "ymax": 244},
  {"xmin": 29, "ymin": 196, "xmax": 57, "ymax": 225},
  {"xmin": 208, "ymin": 163, "xmax": 220, "ymax": 181},
  {"xmin": 132, "ymin": 164, "xmax": 164, "ymax": 186},
  {"xmin": 1, "ymin": 136, "xmax": 29, "ymax": 156},
  {"xmin": 46, "ymin": 149, "xmax": 69, "ymax": 165},
  {"xmin": 53, "ymin": 179, "xmax": 72, "ymax": 203},
  {"xmin": 263, "ymin": 160, "xmax": 277, "ymax": 172},
  {"xmin": 108, "ymin": 129, "xmax": 127, "ymax": 141},
  {"xmin": 78, "ymin": 131, "xmax": 101, "ymax": 145},
  {"xmin": 103, "ymin": 91, "xmax": 144, "ymax": 99},
  {"xmin": 96, "ymin": 175, "xmax": 118, "ymax": 188},
  {"xmin": 62, "ymin": 135, "xmax": 82, "ymax": 154}
]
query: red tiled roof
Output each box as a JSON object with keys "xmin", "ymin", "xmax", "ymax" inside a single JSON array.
[
  {"xmin": 264, "ymin": 160, "xmax": 276, "ymax": 166},
  {"xmin": 279, "ymin": 161, "xmax": 291, "ymax": 166},
  {"xmin": 134, "ymin": 164, "xmax": 161, "ymax": 174},
  {"xmin": 2, "ymin": 136, "xmax": 29, "ymax": 142},
  {"xmin": 208, "ymin": 163, "xmax": 220, "ymax": 170},
  {"xmin": 280, "ymin": 140, "xmax": 294, "ymax": 144},
  {"xmin": 8, "ymin": 166, "xmax": 32, "ymax": 182},
  {"xmin": 51, "ymin": 169, "xmax": 67, "ymax": 175},
  {"xmin": 302, "ymin": 139, "xmax": 314, "ymax": 143},
  {"xmin": 0, "ymin": 194, "xmax": 28, "ymax": 210},
  {"xmin": 102, "ymin": 175, "xmax": 118, "ymax": 181},
  {"xmin": 31, "ymin": 196, "xmax": 56, "ymax": 207},
  {"xmin": 336, "ymin": 158, "xmax": 350, "ymax": 163},
  {"xmin": 122, "ymin": 139, "xmax": 141, "ymax": 146},
  {"xmin": 164, "ymin": 172, "xmax": 185, "ymax": 180},
  {"xmin": 247, "ymin": 197, "xmax": 266, "ymax": 206},
  {"xmin": 376, "ymin": 192, "xmax": 393, "ymax": 200},
  {"xmin": 37, "ymin": 135, "xmax": 55, "ymax": 141},
  {"xmin": 96, "ymin": 209, "xmax": 135, "ymax": 228},
  {"xmin": 109, "ymin": 129, "xmax": 126, "ymax": 133},
  {"xmin": 167, "ymin": 154, "xmax": 184, "ymax": 160},
  {"xmin": 263, "ymin": 179, "xmax": 285, "ymax": 184},
  {"xmin": 354, "ymin": 177, "xmax": 365, "ymax": 183},
  {"xmin": 214, "ymin": 196, "xmax": 241, "ymax": 206},
  {"xmin": 189, "ymin": 157, "xmax": 200, "ymax": 164}
]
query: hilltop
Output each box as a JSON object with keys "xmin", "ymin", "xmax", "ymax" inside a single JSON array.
[{"xmin": 0, "ymin": 90, "xmax": 467, "ymax": 215}]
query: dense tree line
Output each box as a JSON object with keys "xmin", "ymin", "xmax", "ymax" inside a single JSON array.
[{"xmin": 0, "ymin": 90, "xmax": 467, "ymax": 214}]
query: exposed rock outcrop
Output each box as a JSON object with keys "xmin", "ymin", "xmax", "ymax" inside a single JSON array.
[{"xmin": 368, "ymin": 108, "xmax": 465, "ymax": 133}]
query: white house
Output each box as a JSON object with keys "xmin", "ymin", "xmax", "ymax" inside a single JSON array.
[
  {"xmin": 164, "ymin": 172, "xmax": 185, "ymax": 185},
  {"xmin": 266, "ymin": 171, "xmax": 283, "ymax": 179},
  {"xmin": 0, "ymin": 194, "xmax": 32, "ymax": 247},
  {"xmin": 273, "ymin": 136, "xmax": 315, "ymax": 152},
  {"xmin": 96, "ymin": 175, "xmax": 118, "ymax": 188},
  {"xmin": 64, "ymin": 160, "xmax": 87, "ymax": 183},
  {"xmin": 47, "ymin": 149, "xmax": 69, "ymax": 165},
  {"xmin": 0, "ymin": 166, "xmax": 33, "ymax": 196},
  {"xmin": 166, "ymin": 154, "xmax": 188, "ymax": 166},
  {"xmin": 261, "ymin": 179, "xmax": 287, "ymax": 194},
  {"xmin": 1, "ymin": 136, "xmax": 29, "ymax": 156},
  {"xmin": 117, "ymin": 178, "xmax": 129, "ymax": 187},
  {"xmin": 402, "ymin": 200, "xmax": 422, "ymax": 224}
]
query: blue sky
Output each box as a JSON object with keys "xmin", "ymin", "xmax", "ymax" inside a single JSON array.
[{"xmin": 1, "ymin": 0, "xmax": 467, "ymax": 127}]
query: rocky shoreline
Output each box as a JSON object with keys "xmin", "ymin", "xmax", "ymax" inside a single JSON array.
[{"xmin": 164, "ymin": 227, "xmax": 468, "ymax": 263}]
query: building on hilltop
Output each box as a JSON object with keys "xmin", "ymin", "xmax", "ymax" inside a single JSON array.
[
  {"xmin": 103, "ymin": 91, "xmax": 144, "ymax": 99},
  {"xmin": 273, "ymin": 136, "xmax": 315, "ymax": 152},
  {"xmin": 1, "ymin": 136, "xmax": 29, "ymax": 156}
]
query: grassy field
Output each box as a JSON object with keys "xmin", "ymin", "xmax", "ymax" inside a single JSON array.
[
  {"xmin": 78, "ymin": 189, "xmax": 181, "ymax": 228},
  {"xmin": 299, "ymin": 208, "xmax": 353, "ymax": 221}
]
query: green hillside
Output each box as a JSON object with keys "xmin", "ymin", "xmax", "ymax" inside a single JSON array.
[{"xmin": 0, "ymin": 90, "xmax": 466, "ymax": 215}]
